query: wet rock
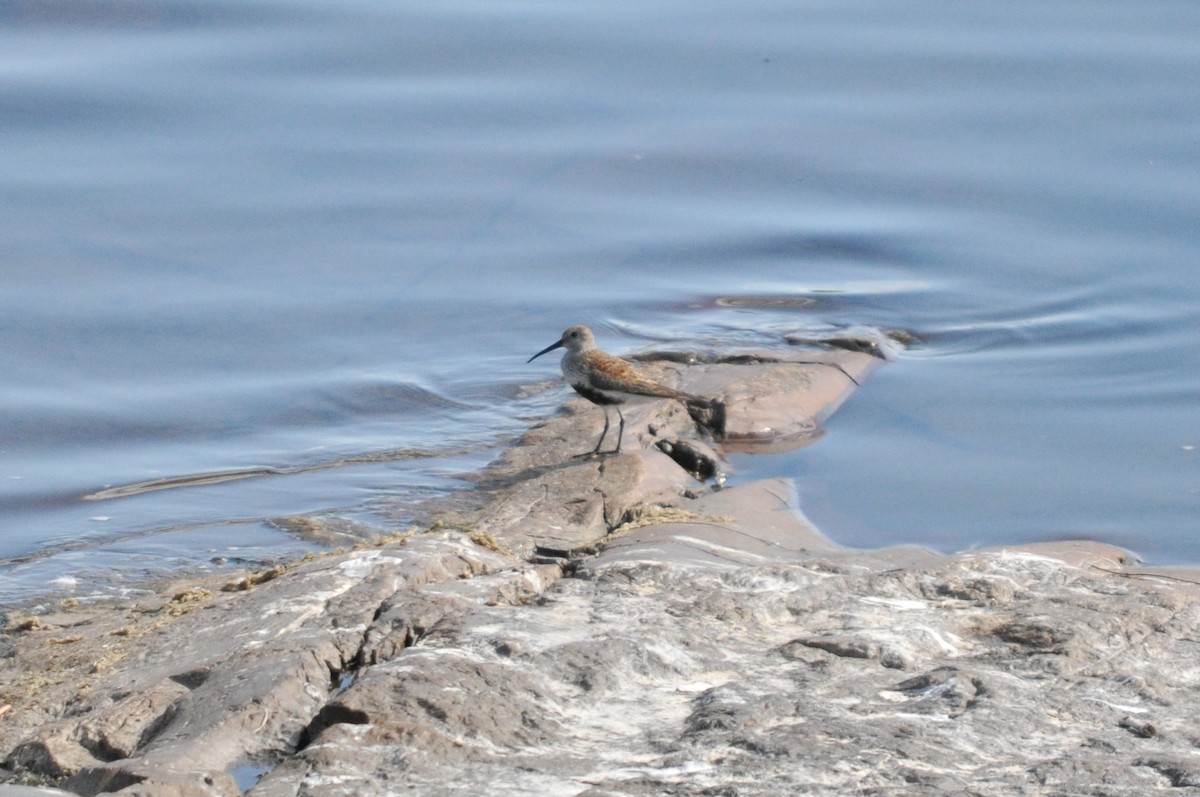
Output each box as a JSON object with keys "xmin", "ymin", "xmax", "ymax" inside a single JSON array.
[
  {"xmin": 677, "ymin": 350, "xmax": 874, "ymax": 453},
  {"xmin": 268, "ymin": 516, "xmax": 389, "ymax": 546},
  {"xmin": 4, "ymin": 340, "xmax": 1200, "ymax": 796},
  {"xmin": 1, "ymin": 534, "xmax": 520, "ymax": 796}
]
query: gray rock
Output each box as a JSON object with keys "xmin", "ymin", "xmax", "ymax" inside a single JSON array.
[{"xmin": 4, "ymin": 341, "xmax": 1199, "ymax": 796}]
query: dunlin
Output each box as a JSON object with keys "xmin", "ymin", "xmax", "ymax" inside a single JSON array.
[{"xmin": 528, "ymin": 325, "xmax": 717, "ymax": 455}]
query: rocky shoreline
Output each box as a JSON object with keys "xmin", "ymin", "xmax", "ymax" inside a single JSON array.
[{"xmin": 3, "ymin": 339, "xmax": 1199, "ymax": 797}]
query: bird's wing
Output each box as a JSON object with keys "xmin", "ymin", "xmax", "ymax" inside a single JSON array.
[{"xmin": 585, "ymin": 352, "xmax": 688, "ymax": 399}]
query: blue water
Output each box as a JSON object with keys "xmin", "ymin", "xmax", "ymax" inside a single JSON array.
[{"xmin": 2, "ymin": 0, "xmax": 1198, "ymax": 602}]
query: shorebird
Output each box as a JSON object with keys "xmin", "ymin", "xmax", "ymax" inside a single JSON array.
[{"xmin": 528, "ymin": 325, "xmax": 717, "ymax": 456}]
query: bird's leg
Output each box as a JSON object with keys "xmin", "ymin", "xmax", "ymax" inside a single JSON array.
[
  {"xmin": 612, "ymin": 406, "xmax": 625, "ymax": 454},
  {"xmin": 591, "ymin": 407, "xmax": 611, "ymax": 455}
]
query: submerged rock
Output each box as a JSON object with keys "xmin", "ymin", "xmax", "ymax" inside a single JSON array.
[{"xmin": 2, "ymin": 336, "xmax": 1198, "ymax": 796}]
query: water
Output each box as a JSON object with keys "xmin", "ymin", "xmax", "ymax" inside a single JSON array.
[{"xmin": 2, "ymin": 0, "xmax": 1198, "ymax": 603}]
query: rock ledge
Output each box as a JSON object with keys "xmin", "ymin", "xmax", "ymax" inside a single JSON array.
[{"xmin": 3, "ymin": 342, "xmax": 1199, "ymax": 797}]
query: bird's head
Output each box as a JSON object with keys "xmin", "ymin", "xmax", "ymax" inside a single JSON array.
[{"xmin": 528, "ymin": 325, "xmax": 595, "ymax": 362}]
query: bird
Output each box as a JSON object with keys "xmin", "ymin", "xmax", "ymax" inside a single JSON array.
[{"xmin": 528, "ymin": 325, "xmax": 720, "ymax": 456}]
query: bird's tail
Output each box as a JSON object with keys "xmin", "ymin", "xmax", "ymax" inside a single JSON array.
[{"xmin": 685, "ymin": 396, "xmax": 726, "ymax": 438}]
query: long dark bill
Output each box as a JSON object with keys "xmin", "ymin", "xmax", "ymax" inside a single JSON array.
[{"xmin": 527, "ymin": 337, "xmax": 565, "ymax": 363}]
